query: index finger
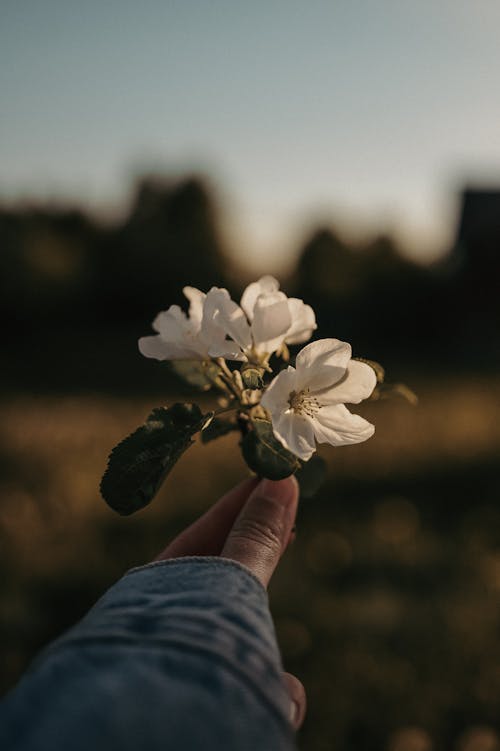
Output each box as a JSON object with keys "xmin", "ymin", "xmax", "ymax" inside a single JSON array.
[{"xmin": 156, "ymin": 477, "xmax": 259, "ymax": 560}]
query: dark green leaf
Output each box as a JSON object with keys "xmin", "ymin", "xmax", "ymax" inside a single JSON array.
[
  {"xmin": 100, "ymin": 403, "xmax": 210, "ymax": 516},
  {"xmin": 201, "ymin": 417, "xmax": 239, "ymax": 444},
  {"xmin": 296, "ymin": 455, "xmax": 327, "ymax": 499},
  {"xmin": 168, "ymin": 360, "xmax": 222, "ymax": 391},
  {"xmin": 240, "ymin": 417, "xmax": 300, "ymax": 480}
]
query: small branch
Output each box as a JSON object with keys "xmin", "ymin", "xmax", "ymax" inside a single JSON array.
[{"xmin": 214, "ymin": 405, "xmax": 238, "ymax": 417}]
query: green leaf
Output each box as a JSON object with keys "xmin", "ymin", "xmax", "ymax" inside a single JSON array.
[
  {"xmin": 100, "ymin": 403, "xmax": 210, "ymax": 515},
  {"xmin": 240, "ymin": 417, "xmax": 300, "ymax": 480},
  {"xmin": 168, "ymin": 360, "xmax": 222, "ymax": 391},
  {"xmin": 201, "ymin": 417, "xmax": 239, "ymax": 444},
  {"xmin": 296, "ymin": 455, "xmax": 327, "ymax": 499}
]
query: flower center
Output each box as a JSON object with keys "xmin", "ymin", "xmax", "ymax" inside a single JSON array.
[{"xmin": 288, "ymin": 388, "xmax": 321, "ymax": 417}]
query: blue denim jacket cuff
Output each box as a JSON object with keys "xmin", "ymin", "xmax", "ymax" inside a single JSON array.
[{"xmin": 39, "ymin": 556, "xmax": 291, "ymax": 727}]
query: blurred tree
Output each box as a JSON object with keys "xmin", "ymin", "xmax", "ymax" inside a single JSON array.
[{"xmin": 96, "ymin": 176, "xmax": 226, "ymax": 324}]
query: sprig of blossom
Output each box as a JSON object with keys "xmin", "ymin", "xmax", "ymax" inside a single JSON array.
[
  {"xmin": 139, "ymin": 276, "xmax": 316, "ymax": 367},
  {"xmin": 102, "ymin": 276, "xmax": 409, "ymax": 515}
]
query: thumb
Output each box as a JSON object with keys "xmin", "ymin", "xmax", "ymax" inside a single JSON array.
[{"xmin": 221, "ymin": 476, "xmax": 299, "ymax": 587}]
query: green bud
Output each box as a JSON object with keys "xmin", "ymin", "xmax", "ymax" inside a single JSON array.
[{"xmin": 241, "ymin": 365, "xmax": 264, "ymax": 390}]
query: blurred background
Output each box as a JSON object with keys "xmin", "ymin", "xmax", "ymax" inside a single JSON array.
[{"xmin": 2, "ymin": 2, "xmax": 500, "ymax": 749}]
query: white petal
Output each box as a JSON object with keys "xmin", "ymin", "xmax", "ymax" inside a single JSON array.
[
  {"xmin": 208, "ymin": 342, "xmax": 246, "ymax": 361},
  {"xmin": 240, "ymin": 276, "xmax": 280, "ymax": 321},
  {"xmin": 251, "ymin": 291, "xmax": 292, "ymax": 354},
  {"xmin": 138, "ymin": 335, "xmax": 195, "ymax": 361},
  {"xmin": 317, "ymin": 360, "xmax": 377, "ymax": 405},
  {"xmin": 285, "ymin": 299, "xmax": 317, "ymax": 345},
  {"xmin": 295, "ymin": 338, "xmax": 351, "ymax": 392},
  {"xmin": 272, "ymin": 411, "xmax": 316, "ymax": 461},
  {"xmin": 203, "ymin": 287, "xmax": 252, "ymax": 353},
  {"xmin": 152, "ymin": 306, "xmax": 186, "ymax": 337},
  {"xmin": 260, "ymin": 367, "xmax": 298, "ymax": 415},
  {"xmin": 312, "ymin": 404, "xmax": 375, "ymax": 446},
  {"xmin": 183, "ymin": 286, "xmax": 205, "ymax": 327}
]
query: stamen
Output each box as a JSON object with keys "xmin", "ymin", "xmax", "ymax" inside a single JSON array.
[{"xmin": 288, "ymin": 388, "xmax": 321, "ymax": 417}]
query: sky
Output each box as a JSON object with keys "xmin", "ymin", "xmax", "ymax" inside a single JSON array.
[{"xmin": 2, "ymin": 0, "xmax": 500, "ymax": 271}]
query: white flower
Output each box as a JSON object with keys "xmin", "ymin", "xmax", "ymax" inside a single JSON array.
[
  {"xmin": 206, "ymin": 276, "xmax": 317, "ymax": 363},
  {"xmin": 138, "ymin": 286, "xmax": 228, "ymax": 361},
  {"xmin": 240, "ymin": 276, "xmax": 316, "ymax": 346},
  {"xmin": 260, "ymin": 338, "xmax": 376, "ymax": 461}
]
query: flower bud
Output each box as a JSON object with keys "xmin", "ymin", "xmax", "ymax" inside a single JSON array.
[{"xmin": 241, "ymin": 365, "xmax": 265, "ymax": 390}]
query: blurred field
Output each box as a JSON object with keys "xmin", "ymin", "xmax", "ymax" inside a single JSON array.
[{"xmin": 2, "ymin": 377, "xmax": 500, "ymax": 750}]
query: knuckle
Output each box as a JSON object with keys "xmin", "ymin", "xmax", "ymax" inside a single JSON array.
[{"xmin": 231, "ymin": 514, "xmax": 283, "ymax": 555}]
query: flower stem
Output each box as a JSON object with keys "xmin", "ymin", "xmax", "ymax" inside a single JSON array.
[
  {"xmin": 214, "ymin": 405, "xmax": 238, "ymax": 417},
  {"xmin": 215, "ymin": 358, "xmax": 243, "ymax": 400}
]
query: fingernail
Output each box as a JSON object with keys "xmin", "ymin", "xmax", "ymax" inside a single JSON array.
[
  {"xmin": 289, "ymin": 699, "xmax": 300, "ymax": 726},
  {"xmin": 258, "ymin": 476, "xmax": 299, "ymax": 506}
]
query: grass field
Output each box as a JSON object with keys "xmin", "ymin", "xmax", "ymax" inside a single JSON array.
[{"xmin": 2, "ymin": 376, "xmax": 500, "ymax": 750}]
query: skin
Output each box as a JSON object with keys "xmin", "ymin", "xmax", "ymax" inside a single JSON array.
[{"xmin": 155, "ymin": 475, "xmax": 306, "ymax": 730}]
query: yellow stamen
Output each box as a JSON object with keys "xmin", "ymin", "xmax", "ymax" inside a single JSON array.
[{"xmin": 288, "ymin": 388, "xmax": 321, "ymax": 417}]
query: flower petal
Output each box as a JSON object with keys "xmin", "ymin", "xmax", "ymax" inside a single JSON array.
[
  {"xmin": 207, "ymin": 341, "xmax": 246, "ymax": 361},
  {"xmin": 240, "ymin": 275, "xmax": 280, "ymax": 321},
  {"xmin": 272, "ymin": 411, "xmax": 316, "ymax": 461},
  {"xmin": 183, "ymin": 286, "xmax": 205, "ymax": 327},
  {"xmin": 295, "ymin": 339, "xmax": 351, "ymax": 392},
  {"xmin": 152, "ymin": 305, "xmax": 186, "ymax": 336},
  {"xmin": 285, "ymin": 299, "xmax": 317, "ymax": 345},
  {"xmin": 260, "ymin": 367, "xmax": 298, "ymax": 415},
  {"xmin": 317, "ymin": 360, "xmax": 377, "ymax": 405},
  {"xmin": 312, "ymin": 404, "xmax": 375, "ymax": 446},
  {"xmin": 138, "ymin": 335, "xmax": 196, "ymax": 361},
  {"xmin": 141, "ymin": 304, "xmax": 208, "ymax": 359},
  {"xmin": 252, "ymin": 291, "xmax": 292, "ymax": 354},
  {"xmin": 202, "ymin": 287, "xmax": 252, "ymax": 356}
]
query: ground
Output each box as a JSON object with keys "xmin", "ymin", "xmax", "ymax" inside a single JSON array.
[{"xmin": 2, "ymin": 377, "xmax": 500, "ymax": 750}]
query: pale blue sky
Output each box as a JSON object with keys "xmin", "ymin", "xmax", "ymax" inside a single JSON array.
[{"xmin": 2, "ymin": 1, "xmax": 500, "ymax": 269}]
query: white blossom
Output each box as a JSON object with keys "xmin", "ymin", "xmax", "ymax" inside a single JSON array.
[
  {"xmin": 260, "ymin": 338, "xmax": 376, "ymax": 460},
  {"xmin": 206, "ymin": 276, "xmax": 317, "ymax": 363},
  {"xmin": 241, "ymin": 275, "xmax": 316, "ymax": 346},
  {"xmin": 138, "ymin": 286, "xmax": 228, "ymax": 361}
]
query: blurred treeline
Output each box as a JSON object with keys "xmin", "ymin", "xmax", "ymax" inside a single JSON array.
[
  {"xmin": 3, "ymin": 177, "xmax": 500, "ymax": 750},
  {"xmin": 2, "ymin": 175, "xmax": 499, "ymax": 394}
]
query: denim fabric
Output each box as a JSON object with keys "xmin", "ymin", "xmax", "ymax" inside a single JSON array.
[{"xmin": 0, "ymin": 557, "xmax": 296, "ymax": 751}]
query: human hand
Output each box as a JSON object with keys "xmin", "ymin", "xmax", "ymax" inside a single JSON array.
[{"xmin": 155, "ymin": 475, "xmax": 306, "ymax": 730}]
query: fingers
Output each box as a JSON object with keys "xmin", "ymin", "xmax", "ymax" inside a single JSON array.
[
  {"xmin": 221, "ymin": 476, "xmax": 299, "ymax": 587},
  {"xmin": 156, "ymin": 477, "xmax": 259, "ymax": 560},
  {"xmin": 283, "ymin": 672, "xmax": 307, "ymax": 730}
]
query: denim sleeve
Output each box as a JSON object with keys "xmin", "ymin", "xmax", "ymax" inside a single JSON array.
[{"xmin": 0, "ymin": 557, "xmax": 296, "ymax": 751}]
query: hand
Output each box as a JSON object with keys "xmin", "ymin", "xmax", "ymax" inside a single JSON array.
[{"xmin": 155, "ymin": 475, "xmax": 307, "ymax": 730}]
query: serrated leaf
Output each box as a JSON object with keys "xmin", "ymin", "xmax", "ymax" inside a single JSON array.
[
  {"xmin": 201, "ymin": 417, "xmax": 239, "ymax": 444},
  {"xmin": 100, "ymin": 403, "xmax": 210, "ymax": 515},
  {"xmin": 168, "ymin": 360, "xmax": 222, "ymax": 391},
  {"xmin": 296, "ymin": 455, "xmax": 327, "ymax": 499},
  {"xmin": 241, "ymin": 417, "xmax": 300, "ymax": 480}
]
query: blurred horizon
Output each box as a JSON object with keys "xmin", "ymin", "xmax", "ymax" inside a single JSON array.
[{"xmin": 3, "ymin": 1, "xmax": 500, "ymax": 271}]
